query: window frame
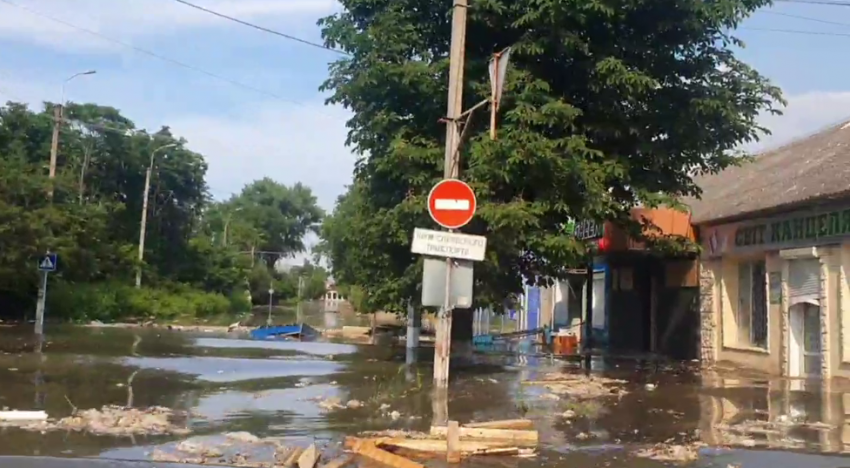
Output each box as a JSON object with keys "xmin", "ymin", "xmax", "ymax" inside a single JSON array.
[{"xmin": 737, "ymin": 259, "xmax": 768, "ymax": 349}]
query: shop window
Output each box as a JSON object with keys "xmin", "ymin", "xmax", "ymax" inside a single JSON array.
[{"xmin": 737, "ymin": 260, "xmax": 768, "ymax": 349}]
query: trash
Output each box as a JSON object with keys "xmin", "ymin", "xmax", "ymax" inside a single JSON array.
[
  {"xmin": 523, "ymin": 372, "xmax": 628, "ymax": 399},
  {"xmin": 634, "ymin": 442, "xmax": 702, "ymax": 463},
  {"xmin": 0, "ymin": 410, "xmax": 48, "ymax": 421},
  {"xmin": 346, "ymin": 399, "xmax": 363, "ymax": 409},
  {"xmin": 1, "ymin": 406, "xmax": 189, "ymax": 436}
]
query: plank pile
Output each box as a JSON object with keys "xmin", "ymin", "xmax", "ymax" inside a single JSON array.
[{"xmin": 343, "ymin": 419, "xmax": 538, "ymax": 467}]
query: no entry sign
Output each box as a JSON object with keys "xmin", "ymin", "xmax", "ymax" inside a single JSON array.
[{"xmin": 427, "ymin": 179, "xmax": 477, "ymax": 229}]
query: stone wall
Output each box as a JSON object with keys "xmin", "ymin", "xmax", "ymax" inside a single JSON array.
[{"xmin": 699, "ymin": 261, "xmax": 717, "ymax": 365}]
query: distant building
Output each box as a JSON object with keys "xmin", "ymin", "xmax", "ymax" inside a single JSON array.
[{"xmin": 323, "ymin": 280, "xmax": 347, "ymax": 312}]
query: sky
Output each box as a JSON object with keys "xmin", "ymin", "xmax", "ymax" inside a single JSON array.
[{"xmin": 0, "ymin": 0, "xmax": 849, "ymax": 259}]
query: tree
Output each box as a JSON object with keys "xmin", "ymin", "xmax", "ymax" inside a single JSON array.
[
  {"xmin": 318, "ymin": 0, "xmax": 782, "ymax": 312},
  {"xmin": 220, "ymin": 179, "xmax": 324, "ymax": 259},
  {"xmin": 0, "ymin": 100, "xmax": 316, "ymax": 320}
]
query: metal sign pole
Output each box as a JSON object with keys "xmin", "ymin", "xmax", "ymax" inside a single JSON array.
[{"xmin": 34, "ymin": 270, "xmax": 48, "ymax": 335}]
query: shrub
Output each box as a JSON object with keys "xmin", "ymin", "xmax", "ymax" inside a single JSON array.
[{"xmin": 46, "ymin": 281, "xmax": 240, "ymax": 323}]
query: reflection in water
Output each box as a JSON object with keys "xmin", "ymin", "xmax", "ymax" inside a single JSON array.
[
  {"xmin": 122, "ymin": 356, "xmax": 343, "ymax": 383},
  {"xmin": 699, "ymin": 375, "xmax": 850, "ymax": 454}
]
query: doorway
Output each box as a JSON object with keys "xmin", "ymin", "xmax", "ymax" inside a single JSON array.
[{"xmin": 788, "ymin": 302, "xmax": 822, "ymax": 378}]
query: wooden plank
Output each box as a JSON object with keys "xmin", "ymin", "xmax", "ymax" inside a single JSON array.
[
  {"xmin": 430, "ymin": 426, "xmax": 538, "ymax": 444},
  {"xmin": 463, "ymin": 419, "xmax": 534, "ymax": 430},
  {"xmin": 298, "ymin": 443, "xmax": 320, "ymax": 468},
  {"xmin": 446, "ymin": 421, "xmax": 460, "ymax": 463},
  {"xmin": 376, "ymin": 438, "xmax": 514, "ymax": 453},
  {"xmin": 283, "ymin": 447, "xmax": 305, "ymax": 468},
  {"xmin": 346, "ymin": 437, "xmax": 425, "ymax": 468},
  {"xmin": 318, "ymin": 454, "xmax": 353, "ymax": 468}
]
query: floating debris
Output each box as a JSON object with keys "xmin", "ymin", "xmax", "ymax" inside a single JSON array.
[
  {"xmin": 1, "ymin": 406, "xmax": 190, "ymax": 436},
  {"xmin": 523, "ymin": 372, "xmax": 628, "ymax": 399},
  {"xmin": 634, "ymin": 442, "xmax": 704, "ymax": 463}
]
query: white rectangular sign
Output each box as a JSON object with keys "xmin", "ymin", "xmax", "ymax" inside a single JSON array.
[{"xmin": 411, "ymin": 228, "xmax": 487, "ymax": 262}]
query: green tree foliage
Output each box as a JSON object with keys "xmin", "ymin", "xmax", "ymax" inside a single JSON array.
[
  {"xmin": 0, "ymin": 100, "xmax": 322, "ymax": 322},
  {"xmin": 318, "ymin": 0, "xmax": 783, "ymax": 312}
]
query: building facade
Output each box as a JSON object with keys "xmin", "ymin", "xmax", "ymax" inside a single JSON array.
[
  {"xmin": 698, "ymin": 203, "xmax": 850, "ymax": 379},
  {"xmin": 691, "ymin": 121, "xmax": 850, "ymax": 379}
]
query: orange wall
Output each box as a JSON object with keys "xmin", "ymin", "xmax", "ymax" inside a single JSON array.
[{"xmin": 604, "ymin": 207, "xmax": 695, "ymax": 252}]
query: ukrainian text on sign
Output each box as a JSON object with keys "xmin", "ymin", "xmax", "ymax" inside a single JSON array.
[{"xmin": 410, "ymin": 228, "xmax": 487, "ymax": 261}]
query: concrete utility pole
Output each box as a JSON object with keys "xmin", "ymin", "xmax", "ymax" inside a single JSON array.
[
  {"xmin": 48, "ymin": 70, "xmax": 97, "ymax": 199},
  {"xmin": 136, "ymin": 143, "xmax": 178, "ymax": 288},
  {"xmin": 433, "ymin": 0, "xmax": 469, "ymax": 389}
]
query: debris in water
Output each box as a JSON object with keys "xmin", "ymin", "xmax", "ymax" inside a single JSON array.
[
  {"xmin": 1, "ymin": 406, "xmax": 190, "ymax": 436},
  {"xmin": 634, "ymin": 442, "xmax": 702, "ymax": 463},
  {"xmin": 523, "ymin": 372, "xmax": 628, "ymax": 399},
  {"xmin": 346, "ymin": 399, "xmax": 363, "ymax": 409},
  {"xmin": 352, "ymin": 418, "xmax": 538, "ymax": 461},
  {"xmin": 0, "ymin": 410, "xmax": 48, "ymax": 421}
]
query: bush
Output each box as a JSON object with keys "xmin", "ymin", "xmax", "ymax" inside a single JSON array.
[{"xmin": 46, "ymin": 281, "xmax": 242, "ymax": 323}]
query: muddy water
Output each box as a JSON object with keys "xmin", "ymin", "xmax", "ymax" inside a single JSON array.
[{"xmin": 0, "ymin": 325, "xmax": 848, "ymax": 467}]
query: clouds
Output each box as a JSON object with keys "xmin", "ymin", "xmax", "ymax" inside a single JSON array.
[
  {"xmin": 749, "ymin": 90, "xmax": 850, "ymax": 153},
  {"xmin": 169, "ymin": 102, "xmax": 354, "ymax": 209},
  {"xmin": 0, "ymin": 0, "xmax": 338, "ymax": 52}
]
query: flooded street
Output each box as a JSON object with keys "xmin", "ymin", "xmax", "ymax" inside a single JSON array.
[{"xmin": 0, "ymin": 325, "xmax": 849, "ymax": 467}]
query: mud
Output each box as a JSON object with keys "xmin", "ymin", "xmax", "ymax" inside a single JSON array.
[{"xmin": 1, "ymin": 322, "xmax": 850, "ymax": 468}]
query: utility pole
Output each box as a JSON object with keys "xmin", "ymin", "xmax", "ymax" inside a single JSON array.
[
  {"xmin": 297, "ymin": 276, "xmax": 304, "ymax": 323},
  {"xmin": 433, "ymin": 0, "xmax": 469, "ymax": 390},
  {"xmin": 136, "ymin": 143, "xmax": 178, "ymax": 288},
  {"xmin": 47, "ymin": 104, "xmax": 61, "ymax": 200}
]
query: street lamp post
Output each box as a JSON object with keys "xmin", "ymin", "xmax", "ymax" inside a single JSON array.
[
  {"xmin": 135, "ymin": 142, "xmax": 178, "ymax": 288},
  {"xmin": 222, "ymin": 207, "xmax": 244, "ymax": 246},
  {"xmin": 48, "ymin": 70, "xmax": 96, "ymax": 198}
]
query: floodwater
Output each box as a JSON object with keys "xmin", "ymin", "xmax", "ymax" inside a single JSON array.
[{"xmin": 0, "ymin": 324, "xmax": 849, "ymax": 468}]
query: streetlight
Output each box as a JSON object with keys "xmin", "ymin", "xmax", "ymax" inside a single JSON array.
[
  {"xmin": 60, "ymin": 70, "xmax": 96, "ymax": 109},
  {"xmin": 48, "ymin": 69, "xmax": 97, "ymax": 195},
  {"xmin": 135, "ymin": 142, "xmax": 179, "ymax": 288},
  {"xmin": 222, "ymin": 207, "xmax": 244, "ymax": 246}
]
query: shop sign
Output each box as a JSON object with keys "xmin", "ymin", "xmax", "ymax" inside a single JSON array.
[
  {"xmin": 575, "ymin": 220, "xmax": 604, "ymax": 240},
  {"xmin": 734, "ymin": 207, "xmax": 850, "ymax": 248}
]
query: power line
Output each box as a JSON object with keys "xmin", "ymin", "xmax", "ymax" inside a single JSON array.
[
  {"xmin": 761, "ymin": 10, "xmax": 850, "ymax": 28},
  {"xmin": 0, "ymin": 0, "xmax": 333, "ymax": 114},
  {"xmin": 775, "ymin": 0, "xmax": 850, "ymax": 5},
  {"xmin": 742, "ymin": 26, "xmax": 850, "ymax": 37},
  {"xmin": 169, "ymin": 0, "xmax": 349, "ymax": 56}
]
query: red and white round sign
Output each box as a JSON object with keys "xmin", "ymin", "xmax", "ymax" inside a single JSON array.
[{"xmin": 427, "ymin": 178, "xmax": 477, "ymax": 229}]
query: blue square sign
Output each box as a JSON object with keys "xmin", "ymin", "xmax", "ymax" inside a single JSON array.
[{"xmin": 38, "ymin": 253, "xmax": 58, "ymax": 272}]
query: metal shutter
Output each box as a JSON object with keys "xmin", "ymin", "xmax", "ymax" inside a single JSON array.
[{"xmin": 788, "ymin": 259, "xmax": 820, "ymax": 305}]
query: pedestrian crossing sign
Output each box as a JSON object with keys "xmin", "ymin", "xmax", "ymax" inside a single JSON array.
[{"xmin": 38, "ymin": 253, "xmax": 58, "ymax": 272}]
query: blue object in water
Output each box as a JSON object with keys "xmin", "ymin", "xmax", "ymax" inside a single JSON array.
[
  {"xmin": 250, "ymin": 324, "xmax": 316, "ymax": 340},
  {"xmin": 473, "ymin": 334, "xmax": 495, "ymax": 346}
]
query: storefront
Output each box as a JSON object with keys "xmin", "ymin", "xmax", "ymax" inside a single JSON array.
[
  {"xmin": 698, "ymin": 203, "xmax": 850, "ymax": 379},
  {"xmin": 547, "ymin": 209, "xmax": 698, "ymax": 358}
]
